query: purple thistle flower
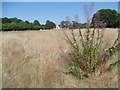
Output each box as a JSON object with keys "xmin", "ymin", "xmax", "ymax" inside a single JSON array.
[
  {"xmin": 66, "ymin": 16, "xmax": 71, "ymax": 24},
  {"xmin": 101, "ymin": 52, "xmax": 110, "ymax": 59},
  {"xmin": 86, "ymin": 44, "xmax": 90, "ymax": 48},
  {"xmin": 83, "ymin": 2, "xmax": 94, "ymax": 24},
  {"xmin": 75, "ymin": 15, "xmax": 79, "ymax": 22},
  {"xmin": 58, "ymin": 46, "xmax": 69, "ymax": 63},
  {"xmin": 90, "ymin": 24, "xmax": 94, "ymax": 27},
  {"xmin": 105, "ymin": 52, "xmax": 110, "ymax": 56},
  {"xmin": 86, "ymin": 18, "xmax": 92, "ymax": 24},
  {"xmin": 99, "ymin": 21, "xmax": 106, "ymax": 28},
  {"xmin": 93, "ymin": 11, "xmax": 106, "ymax": 29},
  {"xmin": 78, "ymin": 23, "xmax": 83, "ymax": 28},
  {"xmin": 96, "ymin": 11, "xmax": 99, "ymax": 15},
  {"xmin": 66, "ymin": 16, "xmax": 73, "ymax": 29}
]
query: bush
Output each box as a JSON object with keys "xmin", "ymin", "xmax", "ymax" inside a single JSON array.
[{"xmin": 60, "ymin": 4, "xmax": 120, "ymax": 79}]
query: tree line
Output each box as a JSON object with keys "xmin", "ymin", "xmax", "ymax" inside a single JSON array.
[
  {"xmin": 1, "ymin": 9, "xmax": 120, "ymax": 31},
  {"xmin": 59, "ymin": 9, "xmax": 120, "ymax": 29},
  {"xmin": 1, "ymin": 18, "xmax": 56, "ymax": 31}
]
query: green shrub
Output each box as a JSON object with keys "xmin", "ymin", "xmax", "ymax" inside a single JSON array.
[{"xmin": 60, "ymin": 3, "xmax": 119, "ymax": 79}]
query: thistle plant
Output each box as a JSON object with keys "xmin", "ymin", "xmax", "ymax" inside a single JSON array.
[{"xmin": 60, "ymin": 3, "xmax": 120, "ymax": 79}]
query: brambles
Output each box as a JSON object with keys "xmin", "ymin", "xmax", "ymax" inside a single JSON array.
[{"xmin": 60, "ymin": 3, "xmax": 119, "ymax": 79}]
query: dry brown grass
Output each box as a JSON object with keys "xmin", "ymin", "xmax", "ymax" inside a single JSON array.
[{"xmin": 1, "ymin": 28, "xmax": 118, "ymax": 88}]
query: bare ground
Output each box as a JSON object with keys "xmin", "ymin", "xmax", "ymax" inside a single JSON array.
[{"xmin": 1, "ymin": 28, "xmax": 119, "ymax": 88}]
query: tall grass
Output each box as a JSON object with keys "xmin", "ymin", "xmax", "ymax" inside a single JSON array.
[{"xmin": 2, "ymin": 29, "xmax": 118, "ymax": 88}]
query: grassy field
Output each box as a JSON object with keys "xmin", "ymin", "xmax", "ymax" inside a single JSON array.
[{"xmin": 1, "ymin": 28, "xmax": 118, "ymax": 88}]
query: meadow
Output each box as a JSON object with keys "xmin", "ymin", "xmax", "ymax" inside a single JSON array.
[{"xmin": 1, "ymin": 28, "xmax": 118, "ymax": 88}]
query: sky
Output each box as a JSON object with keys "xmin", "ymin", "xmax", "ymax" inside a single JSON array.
[{"xmin": 2, "ymin": 2, "xmax": 118, "ymax": 25}]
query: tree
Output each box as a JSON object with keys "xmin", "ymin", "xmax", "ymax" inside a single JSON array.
[
  {"xmin": 92, "ymin": 9, "xmax": 119, "ymax": 28},
  {"xmin": 2, "ymin": 17, "xmax": 11, "ymax": 24},
  {"xmin": 25, "ymin": 20, "xmax": 30, "ymax": 24},
  {"xmin": 116, "ymin": 13, "xmax": 120, "ymax": 28},
  {"xmin": 60, "ymin": 21, "xmax": 69, "ymax": 28},
  {"xmin": 33, "ymin": 20, "xmax": 40, "ymax": 26},
  {"xmin": 45, "ymin": 20, "xmax": 56, "ymax": 29},
  {"xmin": 72, "ymin": 21, "xmax": 80, "ymax": 29},
  {"xmin": 2, "ymin": 22, "xmax": 18, "ymax": 31},
  {"xmin": 9, "ymin": 17, "xmax": 22, "ymax": 23},
  {"xmin": 2, "ymin": 23, "xmax": 10, "ymax": 31}
]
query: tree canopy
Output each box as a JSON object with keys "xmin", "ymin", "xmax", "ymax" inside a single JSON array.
[
  {"xmin": 45, "ymin": 20, "xmax": 56, "ymax": 29},
  {"xmin": 33, "ymin": 20, "xmax": 40, "ymax": 26},
  {"xmin": 92, "ymin": 9, "xmax": 119, "ymax": 28}
]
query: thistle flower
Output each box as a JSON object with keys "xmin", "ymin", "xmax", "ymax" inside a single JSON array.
[
  {"xmin": 105, "ymin": 52, "xmax": 110, "ymax": 56},
  {"xmin": 90, "ymin": 23, "xmax": 94, "ymax": 28},
  {"xmin": 101, "ymin": 52, "xmax": 110, "ymax": 59},
  {"xmin": 66, "ymin": 16, "xmax": 73, "ymax": 29},
  {"xmin": 84, "ymin": 2, "xmax": 94, "ymax": 24},
  {"xmin": 58, "ymin": 46, "xmax": 68, "ymax": 63},
  {"xmin": 86, "ymin": 44, "xmax": 90, "ymax": 48},
  {"xmin": 75, "ymin": 15, "xmax": 79, "ymax": 22},
  {"xmin": 93, "ymin": 11, "xmax": 106, "ymax": 29},
  {"xmin": 66, "ymin": 16, "xmax": 71, "ymax": 24},
  {"xmin": 79, "ymin": 23, "xmax": 84, "ymax": 28}
]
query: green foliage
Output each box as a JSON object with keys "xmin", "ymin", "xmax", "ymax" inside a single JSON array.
[
  {"xmin": 116, "ymin": 13, "xmax": 120, "ymax": 28},
  {"xmin": 33, "ymin": 20, "xmax": 40, "ymax": 25},
  {"xmin": 25, "ymin": 20, "xmax": 30, "ymax": 24},
  {"xmin": 106, "ymin": 60, "xmax": 120, "ymax": 71},
  {"xmin": 2, "ymin": 17, "xmax": 11, "ymax": 24},
  {"xmin": 1, "ymin": 17, "xmax": 54, "ymax": 31},
  {"xmin": 60, "ymin": 20, "xmax": 86, "ymax": 29},
  {"xmin": 63, "ymin": 27, "xmax": 119, "ymax": 79},
  {"xmin": 61, "ymin": 9, "xmax": 119, "ymax": 79},
  {"xmin": 72, "ymin": 21, "xmax": 80, "ymax": 29},
  {"xmin": 9, "ymin": 17, "xmax": 22, "ymax": 23},
  {"xmin": 45, "ymin": 20, "xmax": 56, "ymax": 29},
  {"xmin": 60, "ymin": 21, "xmax": 69, "ymax": 28}
]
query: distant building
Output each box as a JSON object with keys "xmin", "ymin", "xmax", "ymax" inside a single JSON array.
[{"xmin": 55, "ymin": 25, "xmax": 62, "ymax": 29}]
